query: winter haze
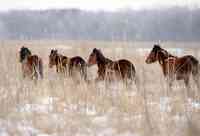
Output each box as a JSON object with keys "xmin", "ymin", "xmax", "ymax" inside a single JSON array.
[
  {"xmin": 1, "ymin": 0, "xmax": 200, "ymax": 11},
  {"xmin": 0, "ymin": 0, "xmax": 200, "ymax": 136}
]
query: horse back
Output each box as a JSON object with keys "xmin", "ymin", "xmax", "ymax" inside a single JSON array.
[
  {"xmin": 68, "ymin": 56, "xmax": 87, "ymax": 80},
  {"xmin": 179, "ymin": 55, "xmax": 198, "ymax": 65},
  {"xmin": 70, "ymin": 56, "xmax": 86, "ymax": 67},
  {"xmin": 27, "ymin": 55, "xmax": 43, "ymax": 79},
  {"xmin": 113, "ymin": 59, "xmax": 136, "ymax": 78},
  {"xmin": 164, "ymin": 55, "xmax": 199, "ymax": 78},
  {"xmin": 178, "ymin": 55, "xmax": 199, "ymax": 74}
]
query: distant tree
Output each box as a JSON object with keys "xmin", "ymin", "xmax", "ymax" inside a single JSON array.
[{"xmin": 0, "ymin": 7, "xmax": 200, "ymax": 41}]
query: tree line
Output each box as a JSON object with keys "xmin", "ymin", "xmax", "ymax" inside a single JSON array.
[{"xmin": 0, "ymin": 7, "xmax": 200, "ymax": 41}]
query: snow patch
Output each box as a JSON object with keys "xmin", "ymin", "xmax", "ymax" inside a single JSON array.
[
  {"xmin": 187, "ymin": 98, "xmax": 200, "ymax": 109},
  {"xmin": 18, "ymin": 103, "xmax": 53, "ymax": 113},
  {"xmin": 159, "ymin": 97, "xmax": 171, "ymax": 112}
]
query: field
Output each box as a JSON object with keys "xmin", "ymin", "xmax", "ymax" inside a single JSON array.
[{"xmin": 0, "ymin": 40, "xmax": 200, "ymax": 136}]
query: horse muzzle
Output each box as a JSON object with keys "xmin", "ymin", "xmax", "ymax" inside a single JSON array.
[
  {"xmin": 86, "ymin": 62, "xmax": 93, "ymax": 67},
  {"xmin": 145, "ymin": 58, "xmax": 151, "ymax": 64},
  {"xmin": 49, "ymin": 63, "xmax": 53, "ymax": 68}
]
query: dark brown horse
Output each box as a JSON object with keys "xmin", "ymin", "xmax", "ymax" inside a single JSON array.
[
  {"xmin": 19, "ymin": 46, "xmax": 43, "ymax": 80},
  {"xmin": 146, "ymin": 44, "xmax": 199, "ymax": 88},
  {"xmin": 49, "ymin": 49, "xmax": 87, "ymax": 80},
  {"xmin": 88, "ymin": 48, "xmax": 136, "ymax": 84}
]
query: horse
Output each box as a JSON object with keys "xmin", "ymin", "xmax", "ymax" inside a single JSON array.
[
  {"xmin": 49, "ymin": 49, "xmax": 68, "ymax": 74},
  {"xmin": 88, "ymin": 48, "xmax": 136, "ymax": 85},
  {"xmin": 49, "ymin": 49, "xmax": 87, "ymax": 80},
  {"xmin": 19, "ymin": 46, "xmax": 43, "ymax": 80},
  {"xmin": 145, "ymin": 44, "xmax": 199, "ymax": 89}
]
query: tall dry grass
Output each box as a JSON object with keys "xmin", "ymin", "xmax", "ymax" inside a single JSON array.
[{"xmin": 0, "ymin": 40, "xmax": 199, "ymax": 136}]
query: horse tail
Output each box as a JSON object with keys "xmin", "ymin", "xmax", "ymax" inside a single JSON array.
[
  {"xmin": 83, "ymin": 63, "xmax": 88, "ymax": 81},
  {"xmin": 38, "ymin": 58, "xmax": 43, "ymax": 79},
  {"xmin": 127, "ymin": 63, "xmax": 140, "ymax": 90},
  {"xmin": 130, "ymin": 63, "xmax": 136, "ymax": 82},
  {"xmin": 80, "ymin": 60, "xmax": 87, "ymax": 81},
  {"xmin": 32, "ymin": 56, "xmax": 43, "ymax": 80},
  {"xmin": 198, "ymin": 63, "xmax": 200, "ymax": 75},
  {"xmin": 190, "ymin": 56, "xmax": 199, "ymax": 76},
  {"xmin": 190, "ymin": 57, "xmax": 200, "ymax": 89}
]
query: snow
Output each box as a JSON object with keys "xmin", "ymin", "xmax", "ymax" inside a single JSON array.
[
  {"xmin": 92, "ymin": 115, "xmax": 108, "ymax": 127},
  {"xmin": 0, "ymin": 119, "xmax": 41, "ymax": 136},
  {"xmin": 159, "ymin": 97, "xmax": 172, "ymax": 112},
  {"xmin": 187, "ymin": 98, "xmax": 200, "ymax": 110},
  {"xmin": 0, "ymin": 131, "xmax": 9, "ymax": 136},
  {"xmin": 0, "ymin": 95, "xmax": 199, "ymax": 136},
  {"xmin": 18, "ymin": 103, "xmax": 53, "ymax": 113}
]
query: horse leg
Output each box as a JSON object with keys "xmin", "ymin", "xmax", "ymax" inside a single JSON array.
[
  {"xmin": 56, "ymin": 65, "xmax": 59, "ymax": 73},
  {"xmin": 166, "ymin": 77, "xmax": 173, "ymax": 96},
  {"xmin": 22, "ymin": 71, "xmax": 26, "ymax": 79},
  {"xmin": 184, "ymin": 77, "xmax": 191, "ymax": 98},
  {"xmin": 122, "ymin": 77, "xmax": 129, "ymax": 89},
  {"xmin": 39, "ymin": 59, "xmax": 43, "ymax": 79},
  {"xmin": 81, "ymin": 66, "xmax": 87, "ymax": 81},
  {"xmin": 184, "ymin": 78, "xmax": 190, "ymax": 88},
  {"xmin": 94, "ymin": 77, "xmax": 102, "ymax": 84},
  {"xmin": 193, "ymin": 75, "xmax": 200, "ymax": 89},
  {"xmin": 82, "ymin": 66, "xmax": 90, "ymax": 84},
  {"xmin": 123, "ymin": 75, "xmax": 133, "ymax": 90},
  {"xmin": 193, "ymin": 75, "xmax": 200, "ymax": 100},
  {"xmin": 130, "ymin": 72, "xmax": 139, "ymax": 89},
  {"xmin": 68, "ymin": 65, "xmax": 72, "ymax": 77},
  {"xmin": 169, "ymin": 81, "xmax": 173, "ymax": 88}
]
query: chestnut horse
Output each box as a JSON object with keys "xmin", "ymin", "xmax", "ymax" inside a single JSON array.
[
  {"xmin": 19, "ymin": 46, "xmax": 43, "ymax": 80},
  {"xmin": 88, "ymin": 48, "xmax": 136, "ymax": 84},
  {"xmin": 49, "ymin": 49, "xmax": 87, "ymax": 80},
  {"xmin": 146, "ymin": 44, "xmax": 199, "ymax": 88}
]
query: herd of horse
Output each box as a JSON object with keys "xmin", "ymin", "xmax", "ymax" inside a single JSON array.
[{"xmin": 19, "ymin": 44, "xmax": 200, "ymax": 89}]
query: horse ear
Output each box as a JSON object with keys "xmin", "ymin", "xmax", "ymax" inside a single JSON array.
[
  {"xmin": 153, "ymin": 44, "xmax": 161, "ymax": 51},
  {"xmin": 20, "ymin": 46, "xmax": 25, "ymax": 51},
  {"xmin": 93, "ymin": 48, "xmax": 97, "ymax": 52},
  {"xmin": 154, "ymin": 44, "xmax": 160, "ymax": 48}
]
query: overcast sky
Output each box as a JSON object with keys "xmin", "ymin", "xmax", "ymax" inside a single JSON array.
[{"xmin": 0, "ymin": 0, "xmax": 199, "ymax": 11}]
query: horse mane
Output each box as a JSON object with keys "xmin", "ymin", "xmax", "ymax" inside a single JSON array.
[
  {"xmin": 160, "ymin": 49, "xmax": 176, "ymax": 58},
  {"xmin": 50, "ymin": 49, "xmax": 69, "ymax": 66},
  {"xmin": 153, "ymin": 44, "xmax": 176, "ymax": 58},
  {"xmin": 93, "ymin": 48, "xmax": 112, "ymax": 64},
  {"xmin": 19, "ymin": 46, "xmax": 32, "ymax": 62},
  {"xmin": 153, "ymin": 44, "xmax": 177, "ymax": 65}
]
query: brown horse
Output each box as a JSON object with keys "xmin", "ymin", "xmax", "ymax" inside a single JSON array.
[
  {"xmin": 88, "ymin": 48, "xmax": 136, "ymax": 84},
  {"xmin": 49, "ymin": 49, "xmax": 87, "ymax": 80},
  {"xmin": 19, "ymin": 46, "xmax": 43, "ymax": 80},
  {"xmin": 49, "ymin": 49, "xmax": 68, "ymax": 74},
  {"xmin": 146, "ymin": 44, "xmax": 199, "ymax": 88}
]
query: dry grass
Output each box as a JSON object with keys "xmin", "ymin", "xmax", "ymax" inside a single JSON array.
[{"xmin": 0, "ymin": 40, "xmax": 199, "ymax": 136}]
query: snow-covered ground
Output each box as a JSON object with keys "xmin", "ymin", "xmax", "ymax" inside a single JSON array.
[
  {"xmin": 0, "ymin": 42, "xmax": 200, "ymax": 136},
  {"xmin": 0, "ymin": 94, "xmax": 199, "ymax": 136}
]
